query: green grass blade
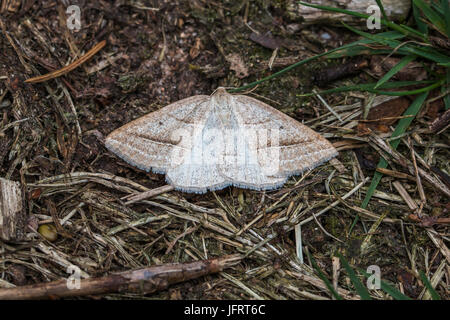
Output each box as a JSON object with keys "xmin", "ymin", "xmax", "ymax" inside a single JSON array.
[
  {"xmin": 374, "ymin": 55, "xmax": 417, "ymax": 89},
  {"xmin": 378, "ymin": 280, "xmax": 412, "ymax": 300},
  {"xmin": 361, "ymin": 91, "xmax": 429, "ymax": 208},
  {"xmin": 398, "ymin": 23, "xmax": 428, "ymax": 39},
  {"xmin": 335, "ymin": 252, "xmax": 372, "ymax": 300},
  {"xmin": 359, "ymin": 269, "xmax": 412, "ymax": 300},
  {"xmin": 445, "ymin": 69, "xmax": 450, "ymax": 110},
  {"xmin": 342, "ymin": 23, "xmax": 449, "ymax": 64},
  {"xmin": 356, "ymin": 30, "xmax": 405, "ymax": 40},
  {"xmin": 443, "ymin": 0, "xmax": 450, "ymax": 37},
  {"xmin": 298, "ymin": 1, "xmax": 368, "ymax": 19},
  {"xmin": 413, "ymin": 0, "xmax": 446, "ymax": 34},
  {"xmin": 431, "ymin": 1, "xmax": 445, "ymax": 15},
  {"xmin": 302, "ymin": 80, "xmax": 441, "ymax": 97},
  {"xmin": 368, "ymin": 82, "xmax": 441, "ymax": 96},
  {"xmin": 307, "ymin": 251, "xmax": 343, "ymax": 300},
  {"xmin": 419, "ymin": 271, "xmax": 441, "ymax": 300},
  {"xmin": 404, "ymin": 46, "xmax": 450, "ymax": 65},
  {"xmin": 413, "ymin": 1, "xmax": 428, "ymax": 34},
  {"xmin": 361, "ymin": 164, "xmax": 386, "ymax": 209},
  {"xmin": 375, "ymin": 0, "xmax": 388, "ymax": 21},
  {"xmin": 325, "ymin": 31, "xmax": 406, "ymax": 58},
  {"xmin": 326, "ymin": 46, "xmax": 393, "ymax": 59},
  {"xmin": 298, "ymin": 1, "xmax": 425, "ymax": 40}
]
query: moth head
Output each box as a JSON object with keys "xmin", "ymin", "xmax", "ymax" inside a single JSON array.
[
  {"xmin": 212, "ymin": 87, "xmax": 228, "ymax": 97},
  {"xmin": 211, "ymin": 87, "xmax": 233, "ymax": 109}
]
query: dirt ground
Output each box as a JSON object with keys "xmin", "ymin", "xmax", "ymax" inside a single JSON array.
[{"xmin": 0, "ymin": 0, "xmax": 448, "ymax": 300}]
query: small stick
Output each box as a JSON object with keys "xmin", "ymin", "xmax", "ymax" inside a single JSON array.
[
  {"xmin": 408, "ymin": 137, "xmax": 426, "ymax": 215},
  {"xmin": 0, "ymin": 254, "xmax": 241, "ymax": 300},
  {"xmin": 376, "ymin": 167, "xmax": 415, "ymax": 181},
  {"xmin": 358, "ymin": 115, "xmax": 413, "ymax": 122},
  {"xmin": 0, "ymin": 178, "xmax": 26, "ymax": 241},
  {"xmin": 331, "ymin": 256, "xmax": 340, "ymax": 300},
  {"xmin": 429, "ymin": 108, "xmax": 450, "ymax": 133},
  {"xmin": 124, "ymin": 185, "xmax": 175, "ymax": 204},
  {"xmin": 24, "ymin": 40, "xmax": 106, "ymax": 83},
  {"xmin": 393, "ymin": 181, "xmax": 418, "ymax": 211},
  {"xmin": 313, "ymin": 89, "xmax": 343, "ymax": 122}
]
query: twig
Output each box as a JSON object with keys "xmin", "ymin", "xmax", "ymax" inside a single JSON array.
[
  {"xmin": 332, "ymin": 256, "xmax": 340, "ymax": 299},
  {"xmin": 0, "ymin": 255, "xmax": 241, "ymax": 299},
  {"xmin": 375, "ymin": 167, "xmax": 415, "ymax": 181},
  {"xmin": 408, "ymin": 137, "xmax": 426, "ymax": 215},
  {"xmin": 124, "ymin": 185, "xmax": 175, "ymax": 204},
  {"xmin": 313, "ymin": 89, "xmax": 343, "ymax": 122},
  {"xmin": 392, "ymin": 181, "xmax": 418, "ymax": 211},
  {"xmin": 429, "ymin": 108, "xmax": 450, "ymax": 133}
]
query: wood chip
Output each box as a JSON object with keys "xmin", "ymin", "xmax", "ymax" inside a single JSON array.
[{"xmin": 0, "ymin": 178, "xmax": 26, "ymax": 241}]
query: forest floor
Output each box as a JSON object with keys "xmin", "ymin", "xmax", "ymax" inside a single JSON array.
[{"xmin": 0, "ymin": 0, "xmax": 448, "ymax": 300}]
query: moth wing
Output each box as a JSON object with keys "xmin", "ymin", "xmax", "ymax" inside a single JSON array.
[
  {"xmin": 231, "ymin": 95, "xmax": 338, "ymax": 177},
  {"xmin": 105, "ymin": 95, "xmax": 210, "ymax": 173}
]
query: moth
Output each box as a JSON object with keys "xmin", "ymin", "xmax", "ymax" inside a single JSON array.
[{"xmin": 105, "ymin": 88, "xmax": 338, "ymax": 193}]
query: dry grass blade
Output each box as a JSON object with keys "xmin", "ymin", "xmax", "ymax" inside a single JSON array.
[
  {"xmin": 24, "ymin": 40, "xmax": 106, "ymax": 83},
  {"xmin": 1, "ymin": 1, "xmax": 448, "ymax": 300}
]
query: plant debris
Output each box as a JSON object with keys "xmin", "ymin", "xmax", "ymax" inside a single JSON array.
[{"xmin": 0, "ymin": 0, "xmax": 448, "ymax": 300}]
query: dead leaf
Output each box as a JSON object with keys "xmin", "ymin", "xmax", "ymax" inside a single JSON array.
[
  {"xmin": 313, "ymin": 58, "xmax": 368, "ymax": 85},
  {"xmin": 30, "ymin": 188, "xmax": 42, "ymax": 200},
  {"xmin": 357, "ymin": 97, "xmax": 410, "ymax": 135},
  {"xmin": 354, "ymin": 148, "xmax": 378, "ymax": 170},
  {"xmin": 225, "ymin": 53, "xmax": 249, "ymax": 79},
  {"xmin": 429, "ymin": 108, "xmax": 450, "ymax": 133},
  {"xmin": 189, "ymin": 37, "xmax": 202, "ymax": 59},
  {"xmin": 249, "ymin": 32, "xmax": 282, "ymax": 50},
  {"xmin": 397, "ymin": 270, "xmax": 417, "ymax": 297}
]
